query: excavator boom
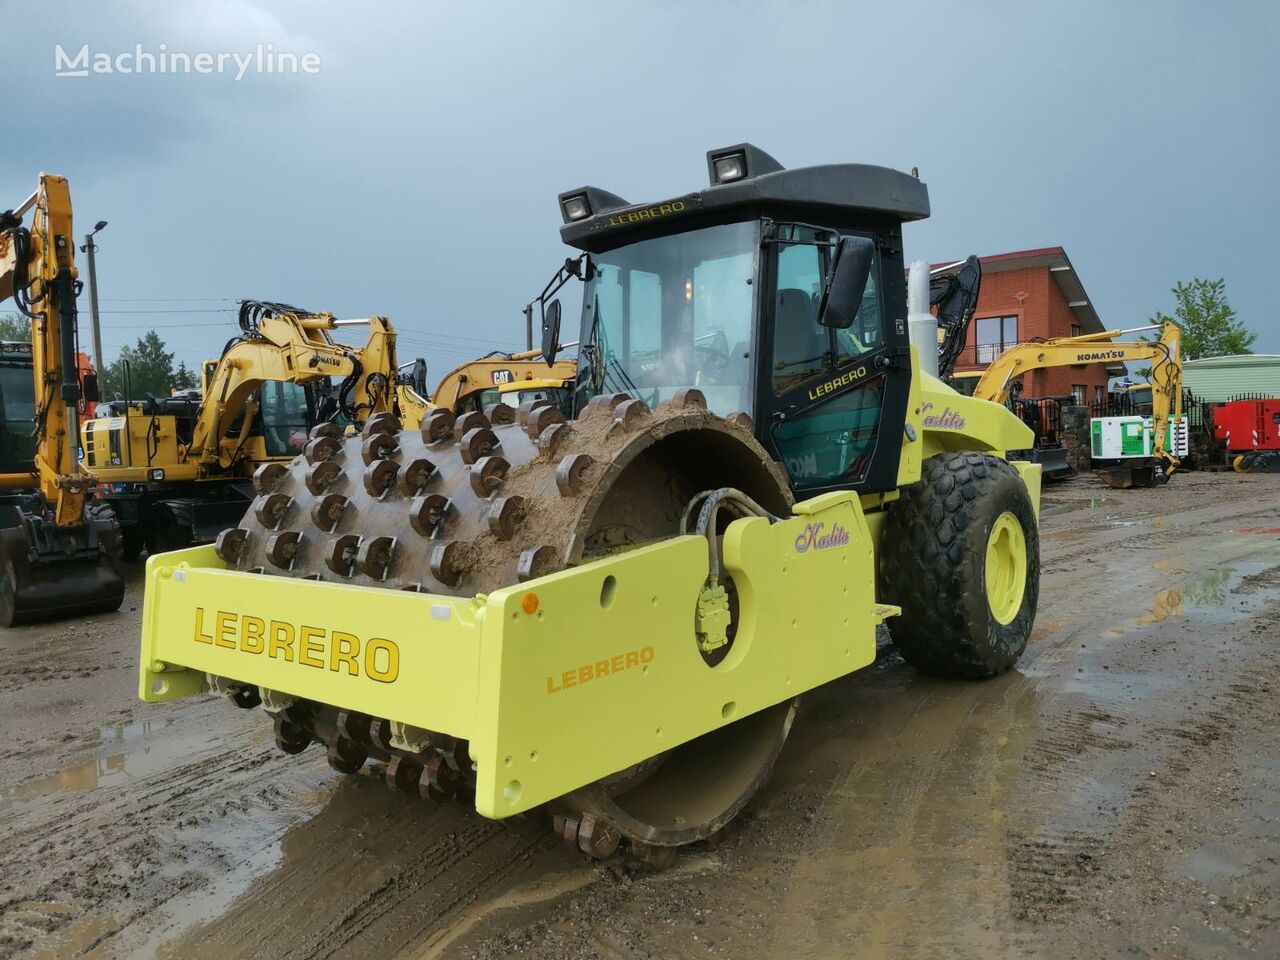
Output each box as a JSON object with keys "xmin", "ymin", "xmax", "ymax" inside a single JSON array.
[
  {"xmin": 429, "ymin": 349, "xmax": 576, "ymax": 414},
  {"xmin": 0, "ymin": 175, "xmax": 122, "ymax": 625},
  {"xmin": 188, "ymin": 301, "xmax": 399, "ymax": 470}
]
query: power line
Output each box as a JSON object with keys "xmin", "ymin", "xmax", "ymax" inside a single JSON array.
[
  {"xmin": 97, "ymin": 308, "xmax": 237, "ymax": 314},
  {"xmin": 101, "ymin": 321, "xmax": 236, "ymax": 329},
  {"xmin": 100, "ymin": 297, "xmax": 238, "ymax": 303}
]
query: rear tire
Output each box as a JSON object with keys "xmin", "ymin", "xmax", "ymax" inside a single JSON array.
[
  {"xmin": 878, "ymin": 452, "xmax": 1039, "ymax": 678},
  {"xmin": 145, "ymin": 501, "xmax": 194, "ymax": 556},
  {"xmin": 120, "ymin": 525, "xmax": 145, "ymax": 562}
]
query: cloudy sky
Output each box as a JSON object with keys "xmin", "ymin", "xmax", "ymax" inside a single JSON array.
[{"xmin": 7, "ymin": 1, "xmax": 1279, "ymax": 382}]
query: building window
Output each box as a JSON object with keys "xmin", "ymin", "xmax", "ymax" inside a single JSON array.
[
  {"xmin": 1072, "ymin": 384, "xmax": 1087, "ymax": 404},
  {"xmin": 1071, "ymin": 323, "xmax": 1082, "ymax": 338},
  {"xmin": 975, "ymin": 315, "xmax": 1018, "ymax": 364},
  {"xmin": 1094, "ymin": 385, "xmax": 1105, "ymax": 405}
]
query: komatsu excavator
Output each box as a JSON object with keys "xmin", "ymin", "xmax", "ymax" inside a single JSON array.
[
  {"xmin": 138, "ymin": 145, "xmax": 1043, "ymax": 862},
  {"xmin": 0, "ymin": 175, "xmax": 122, "ymax": 626},
  {"xmin": 84, "ymin": 300, "xmax": 401, "ymax": 557},
  {"xmin": 972, "ymin": 321, "xmax": 1183, "ymax": 487}
]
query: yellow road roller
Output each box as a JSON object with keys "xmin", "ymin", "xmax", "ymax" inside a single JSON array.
[{"xmin": 139, "ymin": 144, "xmax": 1041, "ymax": 861}]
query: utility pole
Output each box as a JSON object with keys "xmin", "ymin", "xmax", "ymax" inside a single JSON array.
[{"xmin": 80, "ymin": 220, "xmax": 108, "ymax": 374}]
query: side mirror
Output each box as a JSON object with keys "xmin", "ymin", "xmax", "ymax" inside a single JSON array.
[
  {"xmin": 541, "ymin": 298, "xmax": 562, "ymax": 366},
  {"xmin": 407, "ymin": 357, "xmax": 428, "ymax": 395},
  {"xmin": 81, "ymin": 373, "xmax": 101, "ymax": 404},
  {"xmin": 817, "ymin": 236, "xmax": 875, "ymax": 329}
]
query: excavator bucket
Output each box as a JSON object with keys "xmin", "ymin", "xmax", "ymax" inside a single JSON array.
[{"xmin": 0, "ymin": 516, "xmax": 124, "ymax": 627}]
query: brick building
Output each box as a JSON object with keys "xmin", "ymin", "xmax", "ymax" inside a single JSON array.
[{"xmin": 949, "ymin": 247, "xmax": 1123, "ymax": 403}]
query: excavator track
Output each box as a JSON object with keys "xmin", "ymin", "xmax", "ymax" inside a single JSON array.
[{"xmin": 215, "ymin": 390, "xmax": 797, "ymax": 857}]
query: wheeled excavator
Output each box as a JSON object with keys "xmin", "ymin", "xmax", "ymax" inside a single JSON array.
[
  {"xmin": 972, "ymin": 321, "xmax": 1183, "ymax": 487},
  {"xmin": 83, "ymin": 300, "xmax": 401, "ymax": 557},
  {"xmin": 0, "ymin": 175, "xmax": 122, "ymax": 626},
  {"xmin": 138, "ymin": 145, "xmax": 1043, "ymax": 862}
]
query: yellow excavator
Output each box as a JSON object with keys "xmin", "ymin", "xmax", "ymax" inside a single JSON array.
[
  {"xmin": 972, "ymin": 321, "xmax": 1183, "ymax": 487},
  {"xmin": 83, "ymin": 300, "xmax": 401, "ymax": 557},
  {"xmin": 397, "ymin": 349, "xmax": 576, "ymax": 429},
  {"xmin": 139, "ymin": 145, "xmax": 1045, "ymax": 863},
  {"xmin": 0, "ymin": 175, "xmax": 123, "ymax": 626}
]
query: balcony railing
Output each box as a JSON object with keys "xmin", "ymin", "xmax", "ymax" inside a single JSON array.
[{"xmin": 953, "ymin": 341, "xmax": 1027, "ymax": 369}]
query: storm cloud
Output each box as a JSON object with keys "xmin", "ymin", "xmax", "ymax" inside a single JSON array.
[{"xmin": 7, "ymin": 1, "xmax": 1278, "ymax": 375}]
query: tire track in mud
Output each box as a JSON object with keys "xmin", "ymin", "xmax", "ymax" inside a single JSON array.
[
  {"xmin": 447, "ymin": 474, "xmax": 1280, "ymax": 959},
  {"xmin": 5, "ymin": 475, "xmax": 1279, "ymax": 960},
  {"xmin": 0, "ymin": 693, "xmax": 337, "ymax": 959},
  {"xmin": 159, "ymin": 775, "xmax": 558, "ymax": 960},
  {"xmin": 996, "ymin": 479, "xmax": 1280, "ymax": 955}
]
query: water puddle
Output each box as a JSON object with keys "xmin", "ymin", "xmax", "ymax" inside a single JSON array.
[
  {"xmin": 1040, "ymin": 496, "xmax": 1114, "ymax": 517},
  {"xmin": 0, "ymin": 718, "xmax": 185, "ymax": 805},
  {"xmin": 1044, "ymin": 516, "xmax": 1147, "ymax": 543},
  {"xmin": 1127, "ymin": 562, "xmax": 1275, "ymax": 629},
  {"xmin": 25, "ymin": 911, "xmax": 119, "ymax": 960},
  {"xmin": 139, "ymin": 776, "xmax": 339, "ymax": 960},
  {"xmin": 1179, "ymin": 843, "xmax": 1249, "ymax": 887},
  {"xmin": 1044, "ymin": 522, "xmax": 1111, "ymax": 543}
]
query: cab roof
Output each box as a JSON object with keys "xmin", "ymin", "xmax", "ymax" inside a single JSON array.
[{"xmin": 558, "ymin": 143, "xmax": 930, "ymax": 252}]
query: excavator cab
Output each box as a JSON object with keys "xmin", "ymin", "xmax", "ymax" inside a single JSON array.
[
  {"xmin": 0, "ymin": 342, "xmax": 36, "ymax": 474},
  {"xmin": 258, "ymin": 380, "xmax": 317, "ymax": 457}
]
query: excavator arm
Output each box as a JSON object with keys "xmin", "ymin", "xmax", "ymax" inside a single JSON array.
[
  {"xmin": 430, "ymin": 349, "xmax": 576, "ymax": 413},
  {"xmin": 188, "ymin": 301, "xmax": 399, "ymax": 470},
  {"xmin": 0, "ymin": 175, "xmax": 94, "ymax": 524},
  {"xmin": 973, "ymin": 321, "xmax": 1183, "ymax": 469}
]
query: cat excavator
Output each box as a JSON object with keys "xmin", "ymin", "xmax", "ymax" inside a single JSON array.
[
  {"xmin": 83, "ymin": 300, "xmax": 401, "ymax": 557},
  {"xmin": 0, "ymin": 174, "xmax": 123, "ymax": 626},
  {"xmin": 397, "ymin": 349, "xmax": 577, "ymax": 430}
]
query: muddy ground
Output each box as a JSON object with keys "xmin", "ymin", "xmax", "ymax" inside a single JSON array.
[{"xmin": 0, "ymin": 470, "xmax": 1277, "ymax": 959}]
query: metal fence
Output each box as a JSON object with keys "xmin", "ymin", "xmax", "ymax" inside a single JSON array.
[{"xmin": 1004, "ymin": 397, "xmax": 1065, "ymax": 447}]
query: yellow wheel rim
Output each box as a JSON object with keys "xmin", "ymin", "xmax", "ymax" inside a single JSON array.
[{"xmin": 985, "ymin": 511, "xmax": 1027, "ymax": 625}]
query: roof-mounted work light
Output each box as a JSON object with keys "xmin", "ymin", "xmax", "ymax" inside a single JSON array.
[
  {"xmin": 560, "ymin": 193, "xmax": 590, "ymax": 222},
  {"xmin": 705, "ymin": 143, "xmax": 785, "ymax": 186},
  {"xmin": 710, "ymin": 151, "xmax": 748, "ymax": 184}
]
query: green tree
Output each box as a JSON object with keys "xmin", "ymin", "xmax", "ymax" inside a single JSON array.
[
  {"xmin": 172, "ymin": 360, "xmax": 199, "ymax": 391},
  {"xmin": 0, "ymin": 312, "xmax": 31, "ymax": 342},
  {"xmin": 1150, "ymin": 278, "xmax": 1254, "ymax": 361},
  {"xmin": 100, "ymin": 330, "xmax": 178, "ymax": 399}
]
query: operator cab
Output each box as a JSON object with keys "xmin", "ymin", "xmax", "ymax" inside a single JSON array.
[
  {"xmin": 0, "ymin": 341, "xmax": 35, "ymax": 474},
  {"xmin": 551, "ymin": 144, "xmax": 926, "ymax": 496}
]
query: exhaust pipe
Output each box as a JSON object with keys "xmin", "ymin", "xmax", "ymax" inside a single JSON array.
[{"xmin": 906, "ymin": 259, "xmax": 938, "ymax": 378}]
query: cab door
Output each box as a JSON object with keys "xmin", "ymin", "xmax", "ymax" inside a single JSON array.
[{"xmin": 756, "ymin": 224, "xmax": 911, "ymax": 495}]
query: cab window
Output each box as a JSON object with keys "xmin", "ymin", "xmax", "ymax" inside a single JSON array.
[
  {"xmin": 259, "ymin": 381, "xmax": 312, "ymax": 457},
  {"xmin": 770, "ymin": 226, "xmax": 884, "ymax": 395},
  {"xmin": 771, "ymin": 226, "xmax": 827, "ymax": 393},
  {"xmin": 768, "ymin": 226, "xmax": 887, "ymax": 489}
]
